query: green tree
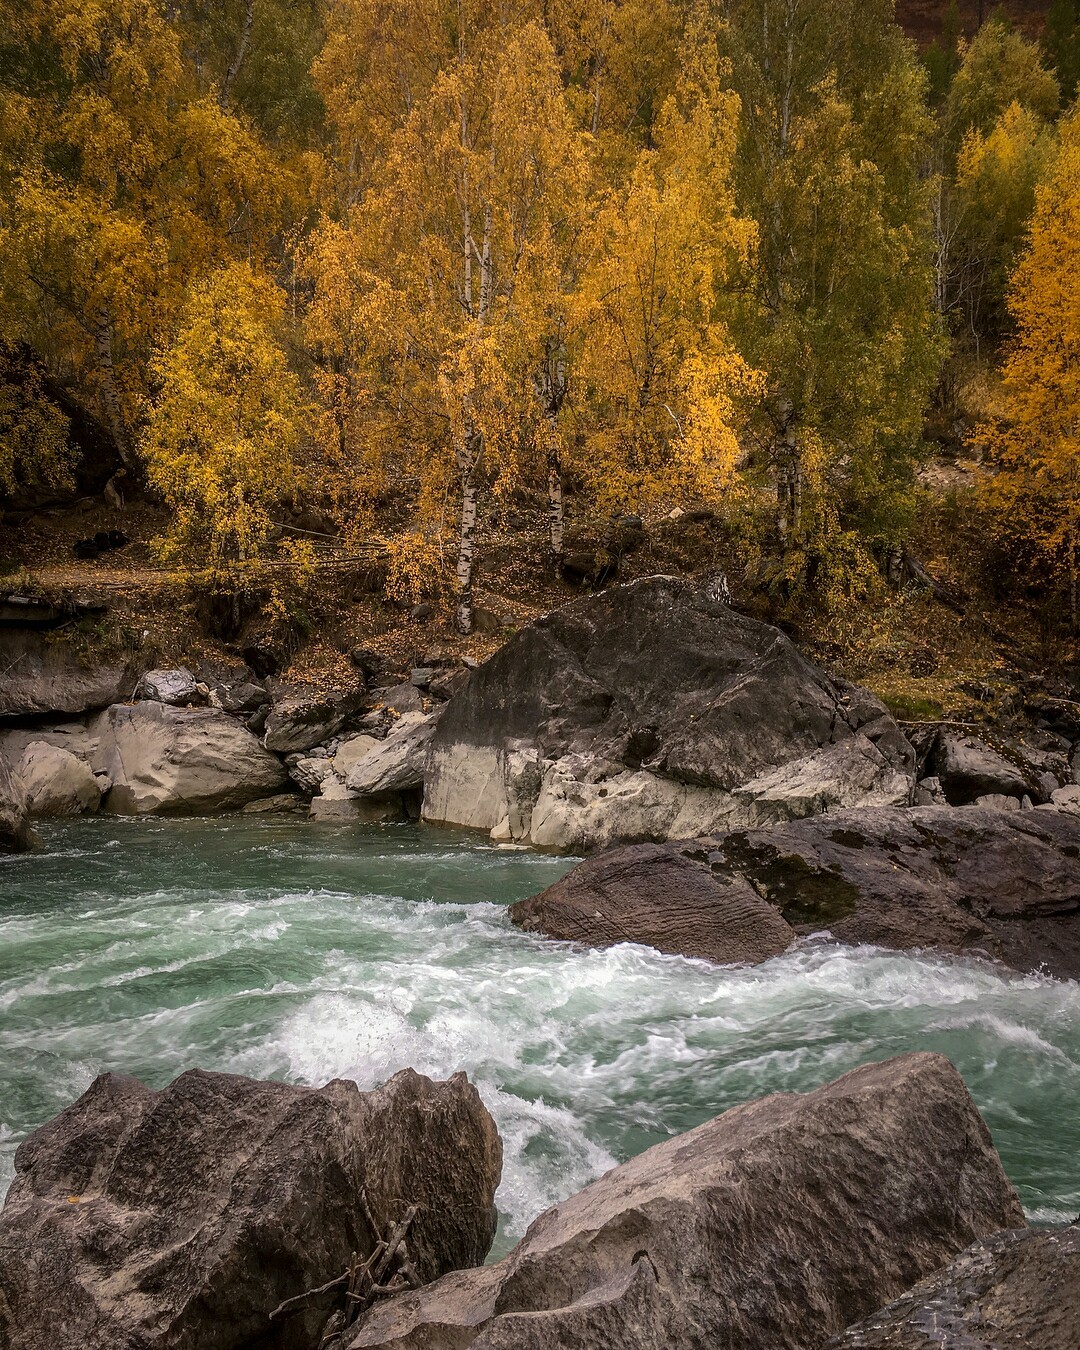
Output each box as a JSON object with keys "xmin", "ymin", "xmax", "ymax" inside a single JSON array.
[{"xmin": 720, "ymin": 0, "xmax": 943, "ymax": 597}]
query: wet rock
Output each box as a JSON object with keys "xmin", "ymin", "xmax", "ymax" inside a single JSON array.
[
  {"xmin": 348, "ymin": 1054, "xmax": 1023, "ymax": 1350},
  {"xmin": 511, "ymin": 803, "xmax": 1080, "ymax": 979},
  {"xmin": 263, "ymin": 689, "xmax": 364, "ymax": 754},
  {"xmin": 136, "ymin": 667, "xmax": 202, "ymax": 707},
  {"xmin": 424, "ymin": 576, "xmax": 913, "ymax": 850},
  {"xmin": 309, "ymin": 776, "xmax": 408, "ymax": 822},
  {"xmin": 345, "ymin": 712, "xmax": 438, "ymax": 797},
  {"xmin": 92, "ymin": 702, "xmax": 290, "ymax": 814},
  {"xmin": 0, "ymin": 757, "xmax": 36, "ymax": 852},
  {"xmin": 829, "ymin": 1223, "xmax": 1080, "ymax": 1349},
  {"xmin": 514, "ymin": 840, "xmax": 795, "ymax": 964},
  {"xmin": 240, "ymin": 793, "xmax": 303, "ymax": 813},
  {"xmin": 16, "ymin": 741, "xmax": 102, "ymax": 815},
  {"xmin": 0, "ymin": 1066, "xmax": 501, "ymax": 1350}
]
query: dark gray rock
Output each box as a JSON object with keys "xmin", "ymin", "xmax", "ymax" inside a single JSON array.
[
  {"xmin": 0, "ymin": 1066, "xmax": 502, "ymax": 1350},
  {"xmin": 263, "ymin": 689, "xmax": 364, "ymax": 754},
  {"xmin": 348, "ymin": 1054, "xmax": 1024, "ymax": 1350},
  {"xmin": 927, "ymin": 729, "xmax": 1068, "ymax": 805},
  {"xmin": 136, "ymin": 668, "xmax": 202, "ymax": 707},
  {"xmin": 376, "ymin": 683, "xmax": 425, "ymax": 716},
  {"xmin": 424, "ymin": 576, "xmax": 914, "ymax": 850},
  {"xmin": 210, "ymin": 680, "xmax": 270, "ymax": 715},
  {"xmin": 511, "ymin": 803, "xmax": 1080, "ymax": 978},
  {"xmin": 829, "ymin": 1223, "xmax": 1080, "ymax": 1349}
]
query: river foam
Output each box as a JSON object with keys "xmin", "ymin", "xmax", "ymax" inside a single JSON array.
[{"xmin": 2, "ymin": 817, "xmax": 1078, "ymax": 1254}]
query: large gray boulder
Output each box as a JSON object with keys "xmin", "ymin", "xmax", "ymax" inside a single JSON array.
[
  {"xmin": 0, "ymin": 1067, "xmax": 502, "ymax": 1350},
  {"xmin": 830, "ymin": 1224, "xmax": 1080, "ymax": 1349},
  {"xmin": 16, "ymin": 740, "xmax": 102, "ymax": 815},
  {"xmin": 92, "ymin": 702, "xmax": 290, "ymax": 814},
  {"xmin": 926, "ymin": 728, "xmax": 1067, "ymax": 805},
  {"xmin": 0, "ymin": 756, "xmax": 36, "ymax": 852},
  {"xmin": 512, "ymin": 802, "xmax": 1080, "ymax": 978},
  {"xmin": 348, "ymin": 1054, "xmax": 1023, "ymax": 1350},
  {"xmin": 423, "ymin": 576, "xmax": 913, "ymax": 851}
]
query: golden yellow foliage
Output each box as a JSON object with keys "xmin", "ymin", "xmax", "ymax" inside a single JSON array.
[
  {"xmin": 977, "ymin": 107, "xmax": 1080, "ymax": 620},
  {"xmin": 143, "ymin": 263, "xmax": 309, "ymax": 566}
]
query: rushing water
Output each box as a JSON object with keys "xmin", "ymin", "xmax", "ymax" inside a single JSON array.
[{"xmin": 1, "ymin": 817, "xmax": 1078, "ymax": 1256}]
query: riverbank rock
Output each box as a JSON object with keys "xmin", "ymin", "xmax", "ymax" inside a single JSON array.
[
  {"xmin": 16, "ymin": 740, "xmax": 102, "ymax": 815},
  {"xmin": 92, "ymin": 701, "xmax": 290, "ymax": 814},
  {"xmin": 0, "ymin": 629, "xmax": 133, "ymax": 719},
  {"xmin": 0, "ymin": 757, "xmax": 36, "ymax": 852},
  {"xmin": 0, "ymin": 1067, "xmax": 502, "ymax": 1350},
  {"xmin": 830, "ymin": 1223, "xmax": 1080, "ymax": 1348},
  {"xmin": 925, "ymin": 728, "xmax": 1066, "ymax": 805},
  {"xmin": 345, "ymin": 711, "xmax": 439, "ymax": 796},
  {"xmin": 423, "ymin": 575, "xmax": 914, "ymax": 851},
  {"xmin": 511, "ymin": 802, "xmax": 1080, "ymax": 977},
  {"xmin": 136, "ymin": 667, "xmax": 203, "ymax": 707},
  {"xmin": 263, "ymin": 688, "xmax": 365, "ymax": 754},
  {"xmin": 348, "ymin": 1053, "xmax": 1023, "ymax": 1350}
]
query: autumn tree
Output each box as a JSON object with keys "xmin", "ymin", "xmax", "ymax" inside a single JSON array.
[
  {"xmin": 933, "ymin": 18, "xmax": 1060, "ymax": 348},
  {"xmin": 575, "ymin": 25, "xmax": 761, "ymax": 517},
  {"xmin": 719, "ymin": 0, "xmax": 943, "ymax": 597},
  {"xmin": 0, "ymin": 0, "xmax": 294, "ymax": 471},
  {"xmin": 308, "ymin": 14, "xmax": 590, "ymax": 630},
  {"xmin": 142, "ymin": 263, "xmax": 308, "ymax": 566},
  {"xmin": 976, "ymin": 107, "xmax": 1080, "ymax": 628}
]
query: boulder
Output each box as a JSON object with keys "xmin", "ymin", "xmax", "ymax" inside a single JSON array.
[
  {"xmin": 423, "ymin": 576, "xmax": 914, "ymax": 851},
  {"xmin": 92, "ymin": 702, "xmax": 290, "ymax": 814},
  {"xmin": 927, "ymin": 729, "xmax": 1067, "ymax": 805},
  {"xmin": 830, "ymin": 1224, "xmax": 1080, "ymax": 1349},
  {"xmin": 511, "ymin": 802, "xmax": 1080, "ymax": 978},
  {"xmin": 348, "ymin": 1053, "xmax": 1023, "ymax": 1350},
  {"xmin": 0, "ymin": 718, "xmax": 103, "ymax": 765},
  {"xmin": 332, "ymin": 734, "xmax": 380, "ymax": 779},
  {"xmin": 241, "ymin": 793, "xmax": 303, "ymax": 813},
  {"xmin": 0, "ymin": 629, "xmax": 133, "ymax": 719},
  {"xmin": 136, "ymin": 668, "xmax": 202, "ymax": 707},
  {"xmin": 288, "ymin": 754, "xmax": 339, "ymax": 795},
  {"xmin": 345, "ymin": 712, "xmax": 439, "ymax": 796},
  {"xmin": 375, "ymin": 683, "xmax": 425, "ymax": 715},
  {"xmin": 0, "ymin": 757, "xmax": 36, "ymax": 852},
  {"xmin": 0, "ymin": 1066, "xmax": 501, "ymax": 1350},
  {"xmin": 16, "ymin": 741, "xmax": 102, "ymax": 815},
  {"xmin": 208, "ymin": 680, "xmax": 270, "ymax": 715},
  {"xmin": 263, "ymin": 689, "xmax": 364, "ymax": 754}
]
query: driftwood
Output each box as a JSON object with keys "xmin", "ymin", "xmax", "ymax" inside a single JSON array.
[{"xmin": 269, "ymin": 1192, "xmax": 422, "ymax": 1347}]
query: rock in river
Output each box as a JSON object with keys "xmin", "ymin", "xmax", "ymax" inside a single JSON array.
[
  {"xmin": 15, "ymin": 740, "xmax": 102, "ymax": 815},
  {"xmin": 0, "ymin": 1067, "xmax": 502, "ymax": 1350},
  {"xmin": 423, "ymin": 575, "xmax": 914, "ymax": 851},
  {"xmin": 0, "ymin": 755, "xmax": 36, "ymax": 852},
  {"xmin": 830, "ymin": 1223, "xmax": 1080, "ymax": 1349},
  {"xmin": 92, "ymin": 701, "xmax": 290, "ymax": 814},
  {"xmin": 348, "ymin": 1053, "xmax": 1023, "ymax": 1350},
  {"xmin": 511, "ymin": 802, "xmax": 1080, "ymax": 978}
]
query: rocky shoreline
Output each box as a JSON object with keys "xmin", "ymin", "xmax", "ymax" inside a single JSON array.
[
  {"xmin": 1, "ymin": 1052, "xmax": 1075, "ymax": 1348},
  {"xmin": 3, "ymin": 574, "xmax": 1079, "ymax": 978}
]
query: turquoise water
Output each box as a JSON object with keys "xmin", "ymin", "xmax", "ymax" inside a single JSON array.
[{"xmin": 1, "ymin": 817, "xmax": 1078, "ymax": 1256}]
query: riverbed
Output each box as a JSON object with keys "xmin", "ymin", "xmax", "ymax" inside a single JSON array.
[{"xmin": 2, "ymin": 817, "xmax": 1077, "ymax": 1256}]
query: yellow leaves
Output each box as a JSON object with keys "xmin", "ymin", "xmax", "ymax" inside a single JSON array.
[
  {"xmin": 0, "ymin": 351, "xmax": 74, "ymax": 496},
  {"xmin": 143, "ymin": 263, "xmax": 310, "ymax": 565},
  {"xmin": 976, "ymin": 107, "xmax": 1080, "ymax": 574}
]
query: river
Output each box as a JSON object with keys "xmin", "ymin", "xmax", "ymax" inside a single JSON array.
[{"xmin": 1, "ymin": 817, "xmax": 1077, "ymax": 1256}]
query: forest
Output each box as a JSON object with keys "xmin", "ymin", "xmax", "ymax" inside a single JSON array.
[{"xmin": 2, "ymin": 0, "xmax": 1080, "ymax": 656}]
